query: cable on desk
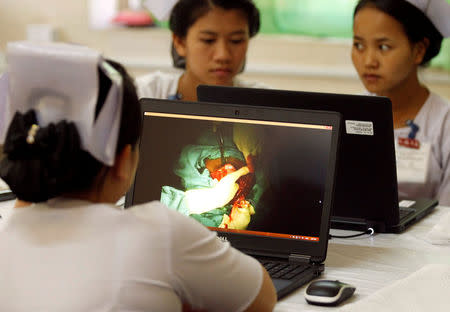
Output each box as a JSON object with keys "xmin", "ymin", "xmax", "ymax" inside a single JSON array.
[{"xmin": 329, "ymin": 227, "xmax": 374, "ymax": 239}]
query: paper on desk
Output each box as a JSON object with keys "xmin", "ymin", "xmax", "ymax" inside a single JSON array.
[
  {"xmin": 425, "ymin": 210, "xmax": 450, "ymax": 245},
  {"xmin": 337, "ymin": 264, "xmax": 450, "ymax": 312}
]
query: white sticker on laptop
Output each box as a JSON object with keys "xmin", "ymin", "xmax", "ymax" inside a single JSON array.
[
  {"xmin": 345, "ymin": 120, "xmax": 374, "ymax": 136},
  {"xmin": 399, "ymin": 200, "xmax": 416, "ymax": 208}
]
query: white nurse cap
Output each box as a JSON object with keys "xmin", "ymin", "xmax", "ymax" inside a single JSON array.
[
  {"xmin": 143, "ymin": 0, "xmax": 178, "ymax": 21},
  {"xmin": 0, "ymin": 41, "xmax": 123, "ymax": 166},
  {"xmin": 405, "ymin": 0, "xmax": 450, "ymax": 37}
]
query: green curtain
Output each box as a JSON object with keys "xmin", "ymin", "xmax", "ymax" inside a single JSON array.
[
  {"xmin": 432, "ymin": 38, "xmax": 450, "ymax": 70},
  {"xmin": 257, "ymin": 0, "xmax": 357, "ymax": 37}
]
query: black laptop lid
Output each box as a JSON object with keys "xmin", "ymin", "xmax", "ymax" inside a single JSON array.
[
  {"xmin": 126, "ymin": 98, "xmax": 340, "ymax": 263},
  {"xmin": 0, "ymin": 178, "xmax": 15, "ymax": 202},
  {"xmin": 197, "ymin": 85, "xmax": 400, "ymax": 232}
]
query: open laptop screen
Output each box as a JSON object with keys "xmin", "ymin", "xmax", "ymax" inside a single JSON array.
[{"xmin": 127, "ymin": 100, "xmax": 338, "ymax": 245}]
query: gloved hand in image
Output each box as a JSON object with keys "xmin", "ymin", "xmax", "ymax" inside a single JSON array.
[
  {"xmin": 186, "ymin": 166, "xmax": 250, "ymax": 215},
  {"xmin": 160, "ymin": 123, "xmax": 267, "ymax": 229},
  {"xmin": 219, "ymin": 199, "xmax": 255, "ymax": 230}
]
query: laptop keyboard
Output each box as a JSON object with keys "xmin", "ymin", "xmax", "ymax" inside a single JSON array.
[
  {"xmin": 258, "ymin": 260, "xmax": 309, "ymax": 280},
  {"xmin": 399, "ymin": 208, "xmax": 415, "ymax": 220}
]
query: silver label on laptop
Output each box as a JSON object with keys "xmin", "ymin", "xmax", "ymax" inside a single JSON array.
[{"xmin": 345, "ymin": 120, "xmax": 374, "ymax": 136}]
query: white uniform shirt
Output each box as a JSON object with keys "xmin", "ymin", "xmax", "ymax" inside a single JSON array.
[
  {"xmin": 135, "ymin": 70, "xmax": 268, "ymax": 99},
  {"xmin": 394, "ymin": 92, "xmax": 450, "ymax": 206},
  {"xmin": 0, "ymin": 199, "xmax": 263, "ymax": 312}
]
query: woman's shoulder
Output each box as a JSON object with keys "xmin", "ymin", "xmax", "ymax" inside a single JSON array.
[
  {"xmin": 127, "ymin": 201, "xmax": 208, "ymax": 231},
  {"xmin": 432, "ymin": 91, "xmax": 449, "ymax": 103},
  {"xmin": 419, "ymin": 92, "xmax": 450, "ymax": 126},
  {"xmin": 136, "ymin": 71, "xmax": 182, "ymax": 84},
  {"xmin": 427, "ymin": 92, "xmax": 450, "ymax": 111},
  {"xmin": 126, "ymin": 200, "xmax": 172, "ymax": 223},
  {"xmin": 135, "ymin": 70, "xmax": 182, "ymax": 99},
  {"xmin": 416, "ymin": 92, "xmax": 450, "ymax": 141}
]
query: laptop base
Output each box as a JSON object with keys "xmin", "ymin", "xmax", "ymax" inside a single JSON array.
[
  {"xmin": 390, "ymin": 200, "xmax": 438, "ymax": 233},
  {"xmin": 331, "ymin": 198, "xmax": 438, "ymax": 234},
  {"xmin": 0, "ymin": 191, "xmax": 16, "ymax": 202},
  {"xmin": 274, "ymin": 264, "xmax": 324, "ymax": 299},
  {"xmin": 330, "ymin": 216, "xmax": 381, "ymax": 232}
]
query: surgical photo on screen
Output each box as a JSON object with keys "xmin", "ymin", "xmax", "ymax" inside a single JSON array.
[
  {"xmin": 133, "ymin": 112, "xmax": 333, "ymax": 241},
  {"xmin": 160, "ymin": 121, "xmax": 266, "ymax": 231}
]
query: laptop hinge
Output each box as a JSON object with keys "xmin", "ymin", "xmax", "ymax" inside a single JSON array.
[{"xmin": 288, "ymin": 254, "xmax": 311, "ymax": 264}]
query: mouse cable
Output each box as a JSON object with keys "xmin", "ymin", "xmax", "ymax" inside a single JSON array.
[{"xmin": 329, "ymin": 227, "xmax": 374, "ymax": 239}]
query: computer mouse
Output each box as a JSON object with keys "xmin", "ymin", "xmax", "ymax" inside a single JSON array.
[{"xmin": 304, "ymin": 279, "xmax": 356, "ymax": 306}]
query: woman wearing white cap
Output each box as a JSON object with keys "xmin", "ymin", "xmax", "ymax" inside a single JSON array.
[
  {"xmin": 0, "ymin": 42, "xmax": 276, "ymax": 311},
  {"xmin": 351, "ymin": 0, "xmax": 450, "ymax": 206},
  {"xmin": 136, "ymin": 0, "xmax": 266, "ymax": 102}
]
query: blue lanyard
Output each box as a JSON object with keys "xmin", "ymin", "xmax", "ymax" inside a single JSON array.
[{"xmin": 406, "ymin": 120, "xmax": 419, "ymax": 139}]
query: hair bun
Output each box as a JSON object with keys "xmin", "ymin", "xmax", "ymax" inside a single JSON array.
[
  {"xmin": 3, "ymin": 110, "xmax": 39, "ymax": 159},
  {"xmin": 3, "ymin": 110, "xmax": 80, "ymax": 160},
  {"xmin": 0, "ymin": 109, "xmax": 83, "ymax": 202}
]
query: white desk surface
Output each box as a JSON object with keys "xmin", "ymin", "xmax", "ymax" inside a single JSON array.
[
  {"xmin": 1, "ymin": 201, "xmax": 449, "ymax": 311},
  {"xmin": 276, "ymin": 205, "xmax": 450, "ymax": 311}
]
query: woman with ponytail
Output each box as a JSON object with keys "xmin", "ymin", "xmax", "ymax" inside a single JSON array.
[{"xmin": 0, "ymin": 42, "xmax": 275, "ymax": 311}]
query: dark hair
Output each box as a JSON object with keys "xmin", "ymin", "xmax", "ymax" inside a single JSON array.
[
  {"xmin": 0, "ymin": 60, "xmax": 142, "ymax": 202},
  {"xmin": 354, "ymin": 0, "xmax": 443, "ymax": 65},
  {"xmin": 169, "ymin": 0, "xmax": 260, "ymax": 68}
]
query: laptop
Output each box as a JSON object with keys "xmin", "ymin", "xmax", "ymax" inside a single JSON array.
[
  {"xmin": 197, "ymin": 85, "xmax": 438, "ymax": 233},
  {"xmin": 125, "ymin": 98, "xmax": 341, "ymax": 299},
  {"xmin": 0, "ymin": 148, "xmax": 16, "ymax": 202},
  {"xmin": 0, "ymin": 178, "xmax": 15, "ymax": 202}
]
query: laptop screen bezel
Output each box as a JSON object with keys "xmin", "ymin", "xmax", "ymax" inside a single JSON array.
[{"xmin": 126, "ymin": 98, "xmax": 341, "ymax": 263}]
